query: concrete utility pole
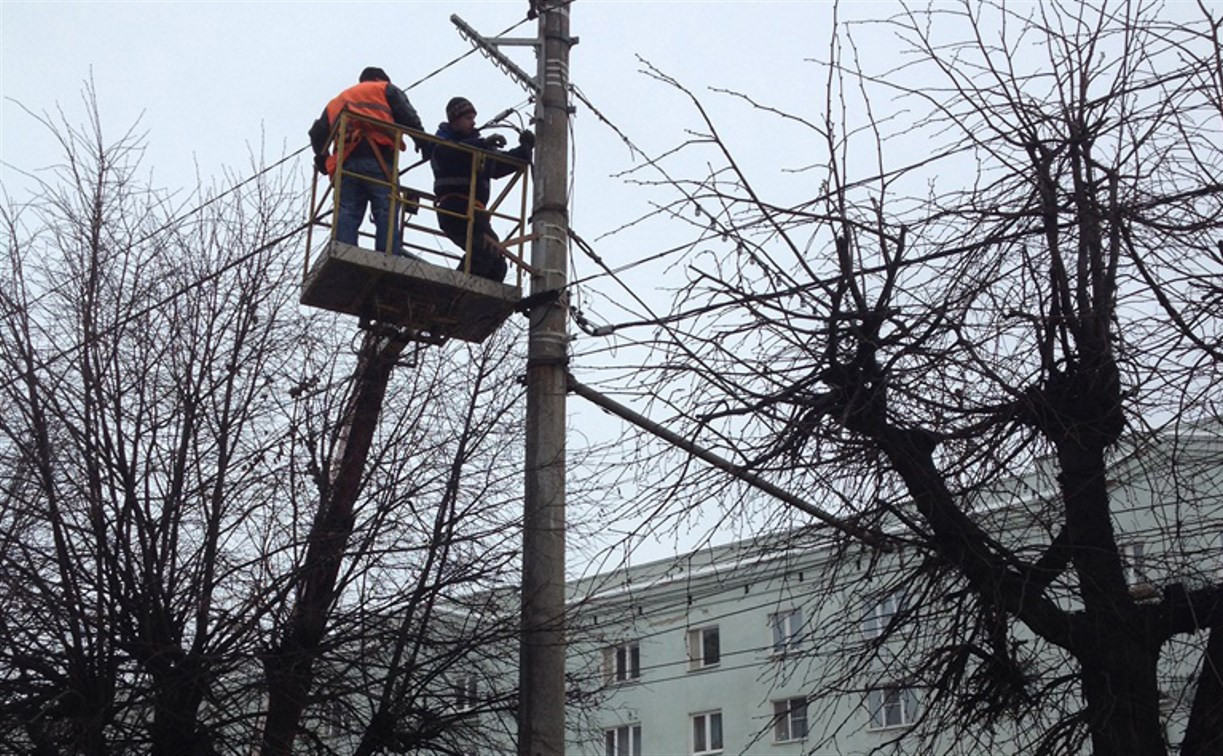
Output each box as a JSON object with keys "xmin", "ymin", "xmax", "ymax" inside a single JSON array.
[
  {"xmin": 520, "ymin": 2, "xmax": 573, "ymax": 755},
  {"xmin": 451, "ymin": 4, "xmax": 573, "ymax": 751}
]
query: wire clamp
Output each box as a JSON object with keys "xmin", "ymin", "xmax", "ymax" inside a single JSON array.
[{"xmin": 516, "ymin": 288, "xmax": 563, "ymax": 314}]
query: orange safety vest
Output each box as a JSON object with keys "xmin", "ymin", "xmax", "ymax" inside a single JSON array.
[{"xmin": 323, "ymin": 81, "xmax": 403, "ymax": 176}]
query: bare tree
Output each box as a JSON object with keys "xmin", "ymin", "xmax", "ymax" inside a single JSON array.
[
  {"xmin": 588, "ymin": 2, "xmax": 1223, "ymax": 754},
  {"xmin": 0, "ymin": 86, "xmax": 527, "ymax": 756},
  {"xmin": 259, "ymin": 328, "xmax": 527, "ymax": 756},
  {"xmin": 0, "ymin": 84, "xmax": 307, "ymax": 754}
]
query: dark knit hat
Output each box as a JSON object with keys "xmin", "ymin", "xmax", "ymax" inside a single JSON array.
[
  {"xmin": 446, "ymin": 96, "xmax": 476, "ymax": 122},
  {"xmin": 359, "ymin": 67, "xmax": 390, "ymax": 83}
]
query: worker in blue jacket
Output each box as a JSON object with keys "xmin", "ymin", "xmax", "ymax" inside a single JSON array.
[{"xmin": 430, "ymin": 97, "xmax": 534, "ymax": 282}]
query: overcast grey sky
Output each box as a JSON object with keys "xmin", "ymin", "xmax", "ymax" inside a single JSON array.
[
  {"xmin": 0, "ymin": 0, "xmax": 851, "ymax": 368},
  {"xmin": 0, "ymin": 0, "xmax": 864, "ymax": 563},
  {"xmin": 1, "ymin": 1, "xmax": 840, "ymax": 208},
  {"xmin": 7, "ymin": 0, "xmax": 1215, "ymax": 573}
]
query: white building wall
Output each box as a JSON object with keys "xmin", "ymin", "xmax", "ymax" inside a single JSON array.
[
  {"xmin": 468, "ymin": 432, "xmax": 1222, "ymax": 756},
  {"xmin": 564, "ymin": 538, "xmax": 911, "ymax": 756}
]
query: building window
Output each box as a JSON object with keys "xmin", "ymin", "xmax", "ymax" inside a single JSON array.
[
  {"xmin": 1122, "ymin": 542, "xmax": 1147, "ymax": 584},
  {"xmin": 772, "ymin": 697, "xmax": 808, "ymax": 742},
  {"xmin": 862, "ymin": 591, "xmax": 905, "ymax": 638},
  {"xmin": 604, "ymin": 641, "xmax": 641, "ymax": 683},
  {"xmin": 454, "ymin": 673, "xmax": 478, "ymax": 713},
  {"xmin": 769, "ymin": 608, "xmax": 803, "ymax": 654},
  {"xmin": 691, "ymin": 710, "xmax": 723, "ymax": 754},
  {"xmin": 604, "ymin": 724, "xmax": 642, "ymax": 756},
  {"xmin": 688, "ymin": 626, "xmax": 720, "ymax": 670},
  {"xmin": 867, "ymin": 686, "xmax": 917, "ymax": 729}
]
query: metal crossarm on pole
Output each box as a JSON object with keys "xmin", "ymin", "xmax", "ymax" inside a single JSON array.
[{"xmin": 451, "ymin": 14, "xmax": 541, "ymax": 95}]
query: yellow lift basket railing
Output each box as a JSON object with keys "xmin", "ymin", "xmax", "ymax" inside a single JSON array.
[{"xmin": 304, "ymin": 109, "xmax": 532, "ymax": 288}]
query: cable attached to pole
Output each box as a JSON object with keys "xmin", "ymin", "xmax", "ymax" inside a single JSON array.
[{"xmin": 566, "ymin": 373, "xmax": 894, "ymax": 551}]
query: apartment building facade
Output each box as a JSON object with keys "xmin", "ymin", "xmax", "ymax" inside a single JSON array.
[
  {"xmin": 458, "ymin": 430, "xmax": 1223, "ymax": 756},
  {"xmin": 564, "ymin": 531, "xmax": 900, "ymax": 756}
]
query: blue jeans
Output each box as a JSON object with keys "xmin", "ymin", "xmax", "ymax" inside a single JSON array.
[{"xmin": 334, "ymin": 155, "xmax": 400, "ymax": 253}]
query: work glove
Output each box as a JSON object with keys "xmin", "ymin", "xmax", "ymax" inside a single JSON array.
[
  {"xmin": 413, "ymin": 138, "xmax": 434, "ymax": 161},
  {"xmin": 313, "ymin": 153, "xmax": 328, "ymax": 175},
  {"xmin": 484, "ymin": 133, "xmax": 507, "ymax": 149},
  {"xmin": 519, "ymin": 129, "xmax": 536, "ymax": 149}
]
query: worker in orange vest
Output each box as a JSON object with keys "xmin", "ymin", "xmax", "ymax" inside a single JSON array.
[{"xmin": 309, "ymin": 67, "xmax": 428, "ymax": 254}]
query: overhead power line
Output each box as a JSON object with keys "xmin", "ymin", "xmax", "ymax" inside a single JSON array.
[
  {"xmin": 1, "ymin": 28, "xmax": 538, "ymax": 397},
  {"xmin": 404, "ymin": 15, "xmax": 532, "ymax": 91},
  {"xmin": 1, "ymin": 219, "xmax": 311, "ymax": 397},
  {"xmin": 567, "ymin": 375, "xmax": 892, "ymax": 549}
]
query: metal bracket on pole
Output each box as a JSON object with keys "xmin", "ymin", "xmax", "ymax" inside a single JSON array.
[{"xmin": 451, "ymin": 14, "xmax": 541, "ymax": 95}]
